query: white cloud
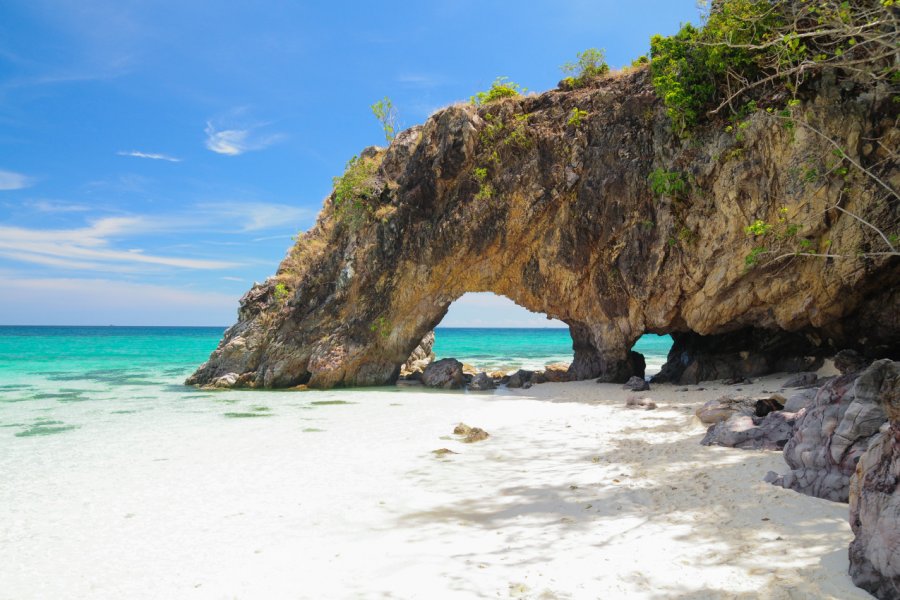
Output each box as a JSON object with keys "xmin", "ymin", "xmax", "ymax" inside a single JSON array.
[
  {"xmin": 25, "ymin": 199, "xmax": 90, "ymax": 213},
  {"xmin": 0, "ymin": 169, "xmax": 34, "ymax": 190},
  {"xmin": 117, "ymin": 150, "xmax": 181, "ymax": 162},
  {"xmin": 0, "ymin": 217, "xmax": 238, "ymax": 271},
  {"xmin": 204, "ymin": 122, "xmax": 284, "ymax": 156},
  {"xmin": 195, "ymin": 201, "xmax": 312, "ymax": 232}
]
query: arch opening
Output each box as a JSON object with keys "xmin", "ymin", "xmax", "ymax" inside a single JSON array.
[{"xmin": 400, "ymin": 292, "xmax": 673, "ymax": 383}]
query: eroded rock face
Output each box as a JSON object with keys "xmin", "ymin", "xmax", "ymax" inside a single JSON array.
[
  {"xmin": 767, "ymin": 362, "xmax": 890, "ymax": 502},
  {"xmin": 187, "ymin": 69, "xmax": 899, "ymax": 389},
  {"xmin": 848, "ymin": 360, "xmax": 900, "ymax": 599}
]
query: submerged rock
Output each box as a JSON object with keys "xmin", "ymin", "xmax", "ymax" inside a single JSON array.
[{"xmin": 422, "ymin": 359, "xmax": 465, "ymax": 389}]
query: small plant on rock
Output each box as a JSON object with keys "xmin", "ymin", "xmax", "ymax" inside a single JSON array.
[
  {"xmin": 371, "ymin": 96, "xmax": 398, "ymax": 143},
  {"xmin": 567, "ymin": 108, "xmax": 589, "ymax": 128},
  {"xmin": 471, "ymin": 77, "xmax": 526, "ymax": 106},
  {"xmin": 561, "ymin": 48, "xmax": 610, "ymax": 88}
]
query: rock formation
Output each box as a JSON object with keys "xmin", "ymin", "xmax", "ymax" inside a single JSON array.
[
  {"xmin": 767, "ymin": 362, "xmax": 891, "ymax": 502},
  {"xmin": 848, "ymin": 359, "xmax": 900, "ymax": 599},
  {"xmin": 188, "ymin": 68, "xmax": 898, "ymax": 389}
]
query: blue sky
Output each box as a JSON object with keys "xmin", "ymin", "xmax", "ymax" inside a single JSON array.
[{"xmin": 0, "ymin": 0, "xmax": 700, "ymax": 326}]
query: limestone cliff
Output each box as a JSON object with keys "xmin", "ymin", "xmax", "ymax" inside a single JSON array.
[{"xmin": 188, "ymin": 68, "xmax": 898, "ymax": 389}]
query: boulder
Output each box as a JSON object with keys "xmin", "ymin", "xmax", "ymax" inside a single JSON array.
[
  {"xmin": 400, "ymin": 331, "xmax": 435, "ymax": 376},
  {"xmin": 702, "ymin": 411, "xmax": 797, "ymax": 451},
  {"xmin": 621, "ymin": 376, "xmax": 650, "ymax": 392},
  {"xmin": 835, "ymin": 349, "xmax": 872, "ymax": 375},
  {"xmin": 695, "ymin": 395, "xmax": 757, "ymax": 425},
  {"xmin": 783, "ymin": 388, "xmax": 819, "ymax": 413},
  {"xmin": 422, "ymin": 358, "xmax": 465, "ymax": 389},
  {"xmin": 783, "ymin": 372, "xmax": 818, "ymax": 388},
  {"xmin": 468, "ymin": 372, "xmax": 495, "ymax": 391},
  {"xmin": 507, "ymin": 369, "xmax": 535, "ymax": 389},
  {"xmin": 848, "ymin": 359, "xmax": 900, "ymax": 599},
  {"xmin": 754, "ymin": 395, "xmax": 785, "ymax": 417},
  {"xmin": 462, "ymin": 427, "xmax": 489, "ymax": 443},
  {"xmin": 542, "ymin": 363, "xmax": 571, "ymax": 383},
  {"xmin": 766, "ymin": 361, "xmax": 890, "ymax": 502}
]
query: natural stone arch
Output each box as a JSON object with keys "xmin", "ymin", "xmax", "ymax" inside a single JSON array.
[{"xmin": 188, "ymin": 69, "xmax": 899, "ymax": 389}]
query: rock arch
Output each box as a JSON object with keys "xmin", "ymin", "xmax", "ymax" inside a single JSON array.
[{"xmin": 188, "ymin": 70, "xmax": 899, "ymax": 389}]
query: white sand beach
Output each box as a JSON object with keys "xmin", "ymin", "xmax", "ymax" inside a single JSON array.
[{"xmin": 0, "ymin": 374, "xmax": 870, "ymax": 599}]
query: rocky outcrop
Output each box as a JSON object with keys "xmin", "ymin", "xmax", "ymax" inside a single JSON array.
[
  {"xmin": 848, "ymin": 360, "xmax": 900, "ymax": 599},
  {"xmin": 400, "ymin": 332, "xmax": 435, "ymax": 376},
  {"xmin": 701, "ymin": 411, "xmax": 797, "ymax": 451},
  {"xmin": 188, "ymin": 68, "xmax": 899, "ymax": 389},
  {"xmin": 421, "ymin": 358, "xmax": 464, "ymax": 389},
  {"xmin": 767, "ymin": 362, "xmax": 890, "ymax": 502}
]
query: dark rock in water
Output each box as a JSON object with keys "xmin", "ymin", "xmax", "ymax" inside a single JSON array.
[
  {"xmin": 767, "ymin": 361, "xmax": 890, "ymax": 503},
  {"xmin": 468, "ymin": 372, "xmax": 495, "ymax": 391},
  {"xmin": 835, "ymin": 349, "xmax": 871, "ymax": 376},
  {"xmin": 848, "ymin": 359, "xmax": 900, "ymax": 599},
  {"xmin": 652, "ymin": 329, "xmax": 826, "ymax": 386},
  {"xmin": 625, "ymin": 397, "xmax": 657, "ymax": 410},
  {"xmin": 422, "ymin": 358, "xmax": 465, "ymax": 389},
  {"xmin": 432, "ymin": 448, "xmax": 457, "ymax": 456},
  {"xmin": 507, "ymin": 369, "xmax": 535, "ymax": 389},
  {"xmin": 754, "ymin": 395, "xmax": 784, "ymax": 417},
  {"xmin": 783, "ymin": 372, "xmax": 818, "ymax": 388},
  {"xmin": 621, "ymin": 376, "xmax": 650, "ymax": 392},
  {"xmin": 453, "ymin": 423, "xmax": 472, "ymax": 435},
  {"xmin": 702, "ymin": 411, "xmax": 797, "ymax": 451}
]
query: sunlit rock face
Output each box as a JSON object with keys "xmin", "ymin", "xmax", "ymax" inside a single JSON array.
[{"xmin": 188, "ymin": 69, "xmax": 898, "ymax": 389}]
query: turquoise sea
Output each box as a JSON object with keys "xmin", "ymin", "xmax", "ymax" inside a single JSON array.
[{"xmin": 0, "ymin": 326, "xmax": 671, "ymax": 439}]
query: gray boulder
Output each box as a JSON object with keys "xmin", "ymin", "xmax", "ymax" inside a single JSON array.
[
  {"xmin": 468, "ymin": 372, "xmax": 495, "ymax": 391},
  {"xmin": 622, "ymin": 376, "xmax": 650, "ymax": 392},
  {"xmin": 783, "ymin": 372, "xmax": 818, "ymax": 388},
  {"xmin": 834, "ymin": 349, "xmax": 871, "ymax": 375},
  {"xmin": 783, "ymin": 388, "xmax": 819, "ymax": 413},
  {"xmin": 695, "ymin": 395, "xmax": 757, "ymax": 425},
  {"xmin": 507, "ymin": 369, "xmax": 535, "ymax": 389},
  {"xmin": 422, "ymin": 358, "xmax": 465, "ymax": 389},
  {"xmin": 848, "ymin": 359, "xmax": 900, "ymax": 599},
  {"xmin": 701, "ymin": 411, "xmax": 797, "ymax": 451},
  {"xmin": 767, "ymin": 361, "xmax": 890, "ymax": 503}
]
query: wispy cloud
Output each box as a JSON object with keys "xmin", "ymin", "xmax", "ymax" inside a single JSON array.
[
  {"xmin": 24, "ymin": 199, "xmax": 91, "ymax": 213},
  {"xmin": 117, "ymin": 150, "xmax": 181, "ymax": 162},
  {"xmin": 221, "ymin": 276, "xmax": 244, "ymax": 282},
  {"xmin": 196, "ymin": 201, "xmax": 312, "ymax": 232},
  {"xmin": 0, "ymin": 169, "xmax": 34, "ymax": 190},
  {"xmin": 396, "ymin": 73, "xmax": 449, "ymax": 88},
  {"xmin": 0, "ymin": 217, "xmax": 238, "ymax": 271},
  {"xmin": 204, "ymin": 121, "xmax": 284, "ymax": 156}
]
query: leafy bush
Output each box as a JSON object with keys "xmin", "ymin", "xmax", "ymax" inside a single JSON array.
[
  {"xmin": 648, "ymin": 168, "xmax": 688, "ymax": 198},
  {"xmin": 567, "ymin": 108, "xmax": 589, "ymax": 128},
  {"xmin": 471, "ymin": 77, "xmax": 526, "ymax": 106},
  {"xmin": 273, "ymin": 283, "xmax": 289, "ymax": 303},
  {"xmin": 370, "ymin": 316, "xmax": 391, "ymax": 338},
  {"xmin": 332, "ymin": 155, "xmax": 379, "ymax": 227},
  {"xmin": 561, "ymin": 48, "xmax": 610, "ymax": 87}
]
